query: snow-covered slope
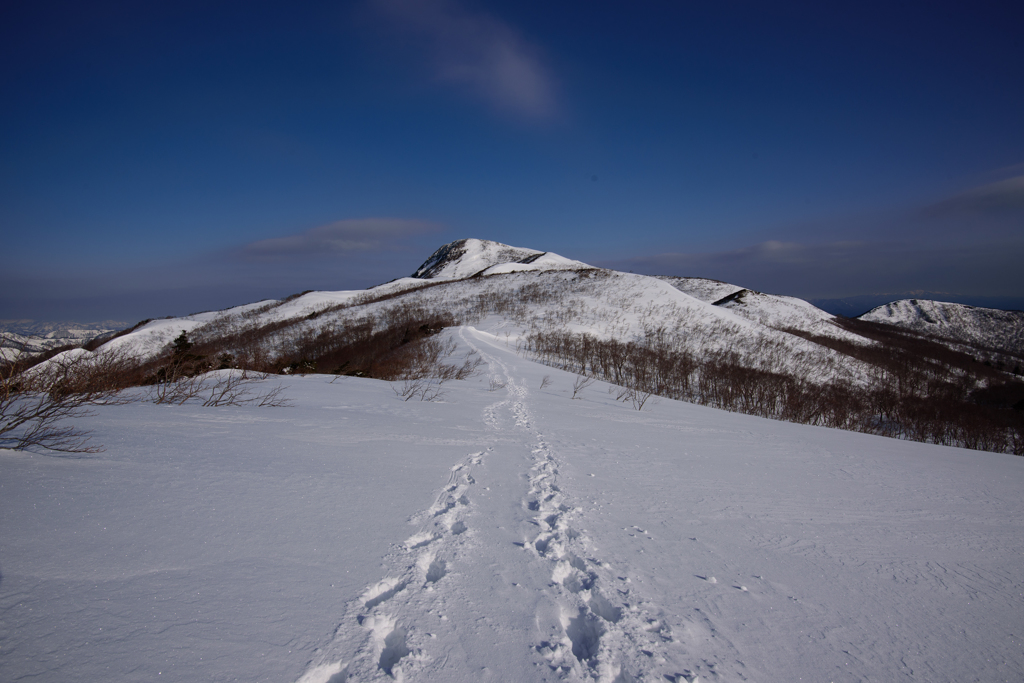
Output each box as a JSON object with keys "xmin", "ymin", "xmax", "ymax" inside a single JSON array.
[
  {"xmin": 99, "ymin": 300, "xmax": 282, "ymax": 357},
  {"xmin": 860, "ymin": 298, "xmax": 1024, "ymax": 356},
  {"xmin": 2, "ymin": 327, "xmax": 1022, "ymax": 683},
  {"xmin": 658, "ymin": 278, "xmax": 867, "ymax": 344}
]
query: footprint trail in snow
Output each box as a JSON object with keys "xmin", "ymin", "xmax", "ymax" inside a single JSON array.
[
  {"xmin": 295, "ymin": 326, "xmax": 694, "ymax": 682},
  {"xmin": 469, "ymin": 329, "xmax": 690, "ymax": 683},
  {"xmin": 295, "ymin": 443, "xmax": 487, "ymax": 682}
]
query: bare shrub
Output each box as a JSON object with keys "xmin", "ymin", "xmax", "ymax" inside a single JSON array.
[
  {"xmin": 200, "ymin": 372, "xmax": 255, "ymax": 407},
  {"xmin": 150, "ymin": 372, "xmax": 205, "ymax": 405},
  {"xmin": 540, "ymin": 375, "xmax": 552, "ymax": 390},
  {"xmin": 1, "ymin": 346, "xmax": 140, "ymax": 453},
  {"xmin": 393, "ymin": 378, "xmax": 446, "ymax": 402},
  {"xmin": 622, "ymin": 386, "xmax": 654, "ymax": 411},
  {"xmin": 150, "ymin": 370, "xmax": 291, "ymax": 408},
  {"xmin": 256, "ymin": 384, "xmax": 291, "ymax": 407},
  {"xmin": 571, "ymin": 374, "xmax": 596, "ymax": 399}
]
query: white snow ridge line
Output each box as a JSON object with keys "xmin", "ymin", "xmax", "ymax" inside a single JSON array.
[
  {"xmin": 468, "ymin": 328, "xmax": 688, "ymax": 683},
  {"xmin": 295, "ymin": 442, "xmax": 486, "ymax": 682}
]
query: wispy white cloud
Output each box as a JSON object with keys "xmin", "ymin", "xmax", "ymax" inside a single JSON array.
[
  {"xmin": 369, "ymin": 0, "xmax": 557, "ymax": 119},
  {"xmin": 921, "ymin": 174, "xmax": 1024, "ymax": 218},
  {"xmin": 240, "ymin": 218, "xmax": 441, "ymax": 260},
  {"xmin": 609, "ymin": 170, "xmax": 1024, "ymax": 299}
]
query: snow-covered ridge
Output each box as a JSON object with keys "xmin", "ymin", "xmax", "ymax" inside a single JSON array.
[
  {"xmin": 656, "ymin": 276, "xmax": 744, "ymax": 304},
  {"xmin": 658, "ymin": 277, "xmax": 864, "ymax": 343},
  {"xmin": 861, "ymin": 299, "xmax": 1024, "ymax": 356},
  {"xmin": 92, "ymin": 258, "xmax": 866, "ymax": 387}
]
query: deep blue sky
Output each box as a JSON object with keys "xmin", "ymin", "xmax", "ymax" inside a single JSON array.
[{"xmin": 3, "ymin": 0, "xmax": 1023, "ymax": 322}]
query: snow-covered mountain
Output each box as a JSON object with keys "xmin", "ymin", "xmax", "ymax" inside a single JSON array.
[
  {"xmin": 23, "ymin": 238, "xmax": 1024, "ymax": 454},
  {"xmin": 98, "ymin": 239, "xmax": 865, "ymax": 377},
  {"xmin": 17, "ymin": 244, "xmax": 1021, "ymax": 374},
  {"xmin": 861, "ymin": 298, "xmax": 1024, "ymax": 357}
]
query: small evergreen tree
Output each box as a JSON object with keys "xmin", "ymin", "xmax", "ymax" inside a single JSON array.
[{"xmin": 172, "ymin": 331, "xmax": 192, "ymax": 356}]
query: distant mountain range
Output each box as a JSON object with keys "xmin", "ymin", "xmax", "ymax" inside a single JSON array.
[
  {"xmin": 0, "ymin": 319, "xmax": 129, "ymax": 337},
  {"xmin": 0, "ymin": 319, "xmax": 128, "ymax": 362},
  {"xmin": 811, "ymin": 294, "xmax": 1024, "ymax": 318},
  {"xmin": 861, "ymin": 299, "xmax": 1024, "ymax": 357}
]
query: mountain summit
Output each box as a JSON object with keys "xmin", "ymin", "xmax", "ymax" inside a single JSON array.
[{"xmin": 412, "ymin": 238, "xmax": 592, "ymax": 280}]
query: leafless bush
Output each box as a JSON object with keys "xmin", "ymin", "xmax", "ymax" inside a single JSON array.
[
  {"xmin": 255, "ymin": 384, "xmax": 290, "ymax": 407},
  {"xmin": 540, "ymin": 375, "xmax": 552, "ymax": 389},
  {"xmin": 439, "ymin": 354, "xmax": 484, "ymax": 381},
  {"xmin": 393, "ymin": 379, "xmax": 421, "ymax": 401},
  {"xmin": 150, "ymin": 372, "xmax": 205, "ymax": 405},
  {"xmin": 393, "ymin": 378, "xmax": 446, "ymax": 402},
  {"xmin": 150, "ymin": 370, "xmax": 291, "ymax": 408},
  {"xmin": 571, "ymin": 374, "xmax": 596, "ymax": 399},
  {"xmin": 621, "ymin": 386, "xmax": 654, "ymax": 410},
  {"xmin": 1, "ymin": 346, "xmax": 140, "ymax": 453},
  {"xmin": 200, "ymin": 373, "xmax": 247, "ymax": 406}
]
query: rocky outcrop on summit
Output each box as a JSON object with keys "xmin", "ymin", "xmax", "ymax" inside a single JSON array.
[{"xmin": 412, "ymin": 239, "xmax": 542, "ymax": 279}]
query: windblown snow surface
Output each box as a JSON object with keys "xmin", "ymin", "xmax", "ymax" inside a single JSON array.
[{"xmin": 2, "ymin": 325, "xmax": 1022, "ymax": 683}]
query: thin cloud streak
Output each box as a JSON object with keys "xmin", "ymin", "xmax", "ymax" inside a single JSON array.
[
  {"xmin": 921, "ymin": 174, "xmax": 1024, "ymax": 218},
  {"xmin": 240, "ymin": 218, "xmax": 441, "ymax": 260},
  {"xmin": 2, "ymin": 217, "xmax": 447, "ymax": 320},
  {"xmin": 369, "ymin": 0, "xmax": 557, "ymax": 119},
  {"xmin": 616, "ymin": 171, "xmax": 1024, "ymax": 299}
]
